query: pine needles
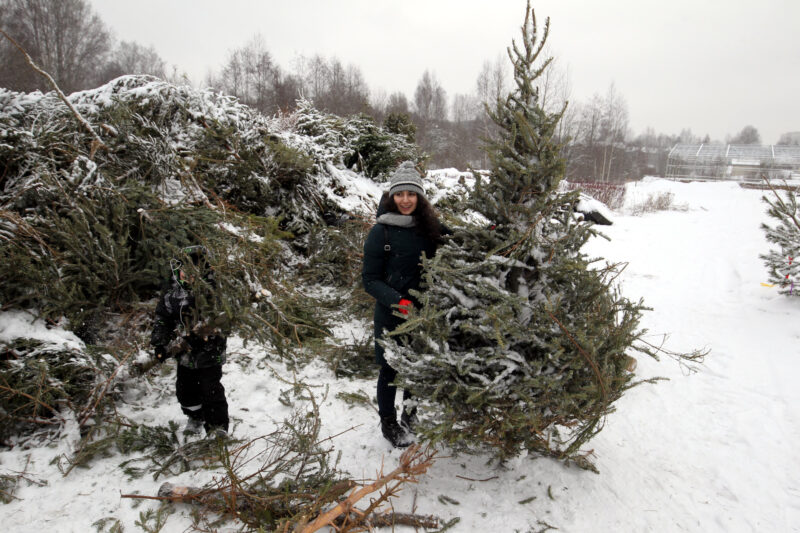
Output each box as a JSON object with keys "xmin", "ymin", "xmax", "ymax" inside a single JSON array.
[
  {"xmin": 0, "ymin": 338, "xmax": 120, "ymax": 444},
  {"xmin": 761, "ymin": 176, "xmax": 800, "ymax": 296}
]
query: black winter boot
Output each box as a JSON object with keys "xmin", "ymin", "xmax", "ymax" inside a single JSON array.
[
  {"xmin": 400, "ymin": 407, "xmax": 418, "ymax": 433},
  {"xmin": 381, "ymin": 416, "xmax": 412, "ymax": 448},
  {"xmin": 183, "ymin": 415, "xmax": 204, "ymax": 435}
]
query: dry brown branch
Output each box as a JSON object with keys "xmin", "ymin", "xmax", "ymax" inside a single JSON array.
[
  {"xmin": 636, "ymin": 334, "xmax": 707, "ymax": 373},
  {"xmin": 125, "ymin": 390, "xmax": 436, "ymax": 531},
  {"xmin": 126, "ymin": 485, "xmax": 441, "ymax": 531},
  {"xmin": 77, "ymin": 349, "xmax": 134, "ymax": 427},
  {"xmin": 0, "ymin": 28, "xmax": 107, "ymax": 155},
  {"xmin": 299, "ymin": 444, "xmax": 437, "ymax": 533}
]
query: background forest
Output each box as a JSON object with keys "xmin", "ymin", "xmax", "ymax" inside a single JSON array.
[{"xmin": 3, "ymin": 0, "xmax": 797, "ymax": 184}]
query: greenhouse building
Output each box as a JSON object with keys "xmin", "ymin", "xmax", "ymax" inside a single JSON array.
[{"xmin": 665, "ymin": 143, "xmax": 800, "ymax": 182}]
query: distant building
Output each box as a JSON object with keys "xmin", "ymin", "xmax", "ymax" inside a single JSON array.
[{"xmin": 665, "ymin": 143, "xmax": 800, "ymax": 182}]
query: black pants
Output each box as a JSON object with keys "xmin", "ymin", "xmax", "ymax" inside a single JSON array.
[
  {"xmin": 175, "ymin": 364, "xmax": 229, "ymax": 432},
  {"xmin": 377, "ymin": 362, "xmax": 411, "ymax": 420}
]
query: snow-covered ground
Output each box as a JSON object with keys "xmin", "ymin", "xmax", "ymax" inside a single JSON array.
[{"xmin": 2, "ymin": 178, "xmax": 799, "ymax": 532}]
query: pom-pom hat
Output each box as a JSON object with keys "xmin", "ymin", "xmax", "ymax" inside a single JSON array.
[{"xmin": 388, "ymin": 161, "xmax": 425, "ymax": 198}]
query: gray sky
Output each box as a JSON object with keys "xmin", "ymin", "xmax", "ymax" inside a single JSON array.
[{"xmin": 91, "ymin": 0, "xmax": 800, "ymax": 144}]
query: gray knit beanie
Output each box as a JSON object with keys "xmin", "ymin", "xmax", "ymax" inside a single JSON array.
[{"xmin": 388, "ymin": 161, "xmax": 425, "ymax": 198}]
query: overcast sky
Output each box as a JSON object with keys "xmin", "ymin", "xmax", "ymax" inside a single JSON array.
[{"xmin": 90, "ymin": 0, "xmax": 799, "ymax": 144}]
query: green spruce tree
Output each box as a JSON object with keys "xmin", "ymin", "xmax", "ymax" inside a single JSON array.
[
  {"xmin": 761, "ymin": 180, "xmax": 799, "ymax": 296},
  {"xmin": 384, "ymin": 2, "xmax": 652, "ymax": 465}
]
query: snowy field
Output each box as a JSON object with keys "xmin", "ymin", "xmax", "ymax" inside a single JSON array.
[{"xmin": 2, "ymin": 178, "xmax": 799, "ymax": 532}]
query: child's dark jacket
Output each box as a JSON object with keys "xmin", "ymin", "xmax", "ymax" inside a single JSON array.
[{"xmin": 151, "ymin": 278, "xmax": 227, "ymax": 368}]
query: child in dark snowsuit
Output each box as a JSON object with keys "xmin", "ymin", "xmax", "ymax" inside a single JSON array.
[{"xmin": 150, "ymin": 246, "xmax": 229, "ymax": 438}]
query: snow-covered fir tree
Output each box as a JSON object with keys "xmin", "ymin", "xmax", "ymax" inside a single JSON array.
[
  {"xmin": 384, "ymin": 2, "xmax": 649, "ymax": 465},
  {"xmin": 761, "ymin": 182, "xmax": 800, "ymax": 297}
]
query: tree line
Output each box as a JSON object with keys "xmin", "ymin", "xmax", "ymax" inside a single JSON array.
[
  {"xmin": 2, "ymin": 0, "xmax": 794, "ymax": 181},
  {"xmin": 0, "ymin": 0, "xmax": 174, "ymax": 92}
]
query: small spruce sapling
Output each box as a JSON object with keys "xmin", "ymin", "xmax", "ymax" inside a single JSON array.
[{"xmin": 760, "ymin": 178, "xmax": 800, "ymax": 296}]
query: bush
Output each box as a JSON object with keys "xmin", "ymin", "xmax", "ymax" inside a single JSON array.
[
  {"xmin": 629, "ymin": 191, "xmax": 687, "ymax": 215},
  {"xmin": 383, "ymin": 112, "xmax": 416, "ymax": 143},
  {"xmin": 564, "ymin": 180, "xmax": 626, "ymax": 210}
]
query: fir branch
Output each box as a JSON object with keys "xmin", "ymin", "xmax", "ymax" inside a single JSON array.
[
  {"xmin": 636, "ymin": 335, "xmax": 707, "ymax": 374},
  {"xmin": 77, "ymin": 349, "xmax": 134, "ymax": 427},
  {"xmin": 0, "ymin": 381, "xmax": 60, "ymax": 419},
  {"xmin": 546, "ymin": 310, "xmax": 608, "ymax": 400},
  {"xmin": 762, "ymin": 174, "xmax": 800, "ymax": 232}
]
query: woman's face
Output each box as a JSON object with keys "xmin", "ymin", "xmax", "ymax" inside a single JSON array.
[{"xmin": 393, "ymin": 190, "xmax": 418, "ymax": 215}]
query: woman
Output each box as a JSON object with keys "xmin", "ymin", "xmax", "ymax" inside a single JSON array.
[{"xmin": 362, "ymin": 161, "xmax": 445, "ymax": 447}]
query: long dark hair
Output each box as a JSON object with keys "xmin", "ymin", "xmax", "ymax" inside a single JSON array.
[{"xmin": 380, "ymin": 192, "xmax": 443, "ymax": 243}]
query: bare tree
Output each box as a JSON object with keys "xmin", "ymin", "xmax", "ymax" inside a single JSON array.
[
  {"xmin": 294, "ymin": 53, "xmax": 329, "ymax": 102},
  {"xmin": 472, "ymin": 56, "xmax": 511, "ymax": 168},
  {"xmin": 567, "ymin": 84, "xmax": 629, "ymax": 181},
  {"xmin": 386, "ymin": 91, "xmax": 410, "ymax": 114},
  {"xmin": 729, "ymin": 125, "xmax": 761, "ymax": 145},
  {"xmin": 320, "ymin": 58, "xmax": 369, "ymax": 115},
  {"xmin": 535, "ymin": 45, "xmax": 570, "ymax": 116},
  {"xmin": 322, "ymin": 57, "xmax": 347, "ymax": 110},
  {"xmin": 241, "ymin": 35, "xmax": 280, "ymax": 112},
  {"xmin": 777, "ymin": 132, "xmax": 800, "ymax": 146},
  {"xmin": 570, "ymin": 94, "xmax": 602, "ymax": 178},
  {"xmin": 272, "ymin": 73, "xmax": 302, "ymax": 111},
  {"xmin": 598, "ymin": 83, "xmax": 629, "ymax": 181},
  {"xmin": 531, "ymin": 45, "xmax": 575, "ymax": 170},
  {"xmin": 216, "ymin": 49, "xmax": 244, "ymax": 94},
  {"xmin": 475, "ymin": 60, "xmax": 491, "ymax": 108},
  {"xmin": 451, "ymin": 93, "xmax": 480, "ymax": 124},
  {"xmin": 101, "ymin": 41, "xmax": 167, "ymax": 81},
  {"xmin": 413, "ymin": 69, "xmax": 447, "ymax": 123},
  {"xmin": 208, "ymin": 35, "xmax": 295, "ymax": 115},
  {"xmin": 679, "ymin": 128, "xmax": 699, "ymax": 144},
  {"xmin": 291, "ymin": 53, "xmax": 368, "ymax": 116},
  {"xmin": 475, "ymin": 55, "xmax": 508, "ymax": 109},
  {"xmin": 370, "ymin": 87, "xmax": 389, "ymax": 118},
  {"xmin": 0, "ymin": 0, "xmax": 112, "ymax": 93}
]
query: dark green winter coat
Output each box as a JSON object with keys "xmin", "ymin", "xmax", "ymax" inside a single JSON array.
[{"xmin": 362, "ymin": 219, "xmax": 440, "ymax": 365}]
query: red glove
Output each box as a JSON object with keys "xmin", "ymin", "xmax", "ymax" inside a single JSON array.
[
  {"xmin": 153, "ymin": 346, "xmax": 167, "ymax": 364},
  {"xmin": 398, "ymin": 298, "xmax": 413, "ymax": 315}
]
